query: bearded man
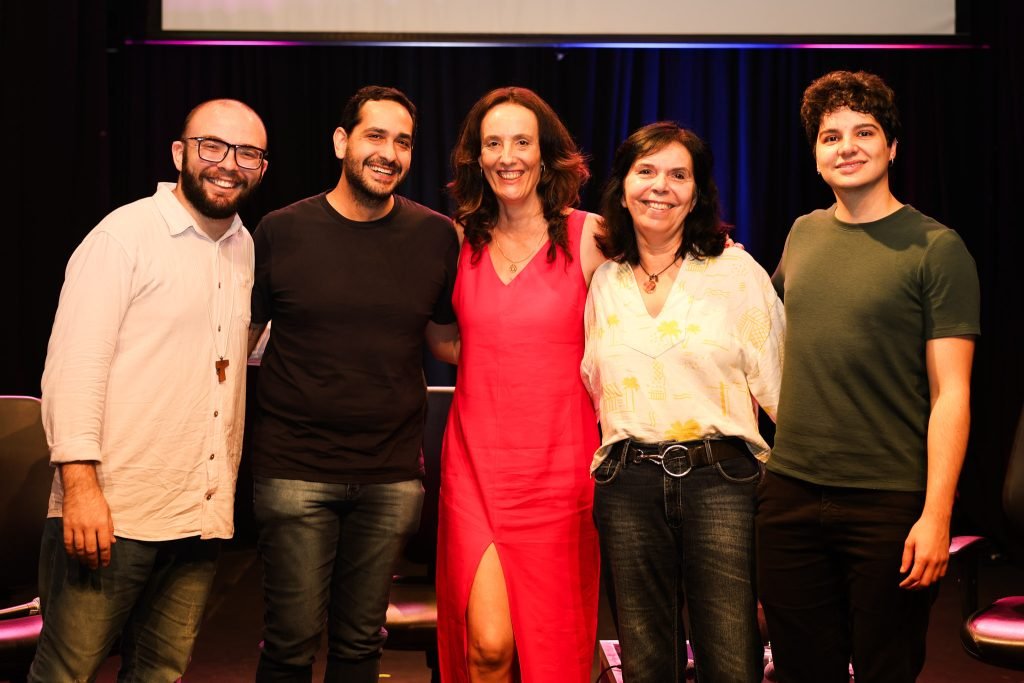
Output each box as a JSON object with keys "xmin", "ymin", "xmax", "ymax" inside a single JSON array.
[
  {"xmin": 30, "ymin": 98, "xmax": 268, "ymax": 682},
  {"xmin": 247, "ymin": 85, "xmax": 458, "ymax": 683}
]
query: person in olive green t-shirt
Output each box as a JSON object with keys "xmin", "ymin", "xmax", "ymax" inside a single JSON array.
[{"xmin": 756, "ymin": 71, "xmax": 980, "ymax": 683}]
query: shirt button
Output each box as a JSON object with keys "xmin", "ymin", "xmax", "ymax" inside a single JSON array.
[
  {"xmin": 209, "ymin": 454, "xmax": 215, "ymax": 460},
  {"xmin": 206, "ymin": 494, "xmax": 213, "ymax": 500},
  {"xmin": 213, "ymin": 410, "xmax": 219, "ymax": 417}
]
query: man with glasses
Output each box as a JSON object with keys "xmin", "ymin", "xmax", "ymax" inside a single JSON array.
[
  {"xmin": 29, "ymin": 99, "xmax": 268, "ymax": 682},
  {"xmin": 247, "ymin": 85, "xmax": 458, "ymax": 683}
]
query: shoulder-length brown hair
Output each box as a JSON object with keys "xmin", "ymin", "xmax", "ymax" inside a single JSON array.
[
  {"xmin": 598, "ymin": 122, "xmax": 725, "ymax": 265},
  {"xmin": 448, "ymin": 87, "xmax": 589, "ymax": 264}
]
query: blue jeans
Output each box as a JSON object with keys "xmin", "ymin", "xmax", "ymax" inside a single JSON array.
[
  {"xmin": 28, "ymin": 517, "xmax": 219, "ymax": 683},
  {"xmin": 756, "ymin": 471, "xmax": 936, "ymax": 683},
  {"xmin": 253, "ymin": 476, "xmax": 423, "ymax": 683},
  {"xmin": 593, "ymin": 445, "xmax": 764, "ymax": 683}
]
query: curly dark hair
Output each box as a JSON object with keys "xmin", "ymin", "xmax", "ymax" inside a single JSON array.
[
  {"xmin": 597, "ymin": 122, "xmax": 725, "ymax": 265},
  {"xmin": 800, "ymin": 70, "xmax": 901, "ymax": 149},
  {"xmin": 448, "ymin": 87, "xmax": 589, "ymax": 264}
]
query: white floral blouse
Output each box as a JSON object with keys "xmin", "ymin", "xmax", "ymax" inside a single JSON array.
[{"xmin": 581, "ymin": 247, "xmax": 786, "ymax": 472}]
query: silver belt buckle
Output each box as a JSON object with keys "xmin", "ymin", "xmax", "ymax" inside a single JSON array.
[{"xmin": 660, "ymin": 443, "xmax": 693, "ymax": 478}]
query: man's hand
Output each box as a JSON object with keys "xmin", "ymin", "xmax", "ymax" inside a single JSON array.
[
  {"xmin": 899, "ymin": 512, "xmax": 950, "ymax": 589},
  {"xmin": 59, "ymin": 463, "xmax": 116, "ymax": 569}
]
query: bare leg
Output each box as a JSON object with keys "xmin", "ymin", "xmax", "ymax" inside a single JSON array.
[{"xmin": 467, "ymin": 544, "xmax": 515, "ymax": 683}]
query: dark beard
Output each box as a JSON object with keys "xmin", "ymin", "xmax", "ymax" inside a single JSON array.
[
  {"xmin": 342, "ymin": 154, "xmax": 403, "ymax": 208},
  {"xmin": 180, "ymin": 151, "xmax": 260, "ymax": 220}
]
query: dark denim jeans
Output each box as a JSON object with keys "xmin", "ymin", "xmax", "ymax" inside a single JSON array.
[
  {"xmin": 28, "ymin": 517, "xmax": 219, "ymax": 683},
  {"xmin": 593, "ymin": 445, "xmax": 764, "ymax": 683},
  {"xmin": 756, "ymin": 471, "xmax": 937, "ymax": 683},
  {"xmin": 253, "ymin": 476, "xmax": 423, "ymax": 683}
]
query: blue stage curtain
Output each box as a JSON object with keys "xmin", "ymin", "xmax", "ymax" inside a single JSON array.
[{"xmin": 3, "ymin": 1, "xmax": 1021, "ymax": 555}]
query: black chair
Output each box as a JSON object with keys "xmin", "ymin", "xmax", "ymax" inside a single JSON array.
[
  {"xmin": 955, "ymin": 404, "xmax": 1024, "ymax": 669},
  {"xmin": 0, "ymin": 396, "xmax": 52, "ymax": 682},
  {"xmin": 383, "ymin": 386, "xmax": 453, "ymax": 683}
]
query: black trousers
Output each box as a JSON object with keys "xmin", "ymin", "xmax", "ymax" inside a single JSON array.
[{"xmin": 755, "ymin": 471, "xmax": 938, "ymax": 683}]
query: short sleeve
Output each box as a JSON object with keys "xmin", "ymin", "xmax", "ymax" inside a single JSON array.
[
  {"xmin": 741, "ymin": 257, "xmax": 786, "ymax": 423},
  {"xmin": 921, "ymin": 229, "xmax": 980, "ymax": 339},
  {"xmin": 770, "ymin": 228, "xmax": 792, "ymax": 299},
  {"xmin": 430, "ymin": 222, "xmax": 459, "ymax": 325}
]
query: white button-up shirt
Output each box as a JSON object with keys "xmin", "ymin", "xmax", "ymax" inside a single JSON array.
[{"xmin": 42, "ymin": 183, "xmax": 253, "ymax": 541}]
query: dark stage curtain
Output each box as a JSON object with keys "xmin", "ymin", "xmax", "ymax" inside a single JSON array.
[{"xmin": 3, "ymin": 3, "xmax": 1021, "ymax": 549}]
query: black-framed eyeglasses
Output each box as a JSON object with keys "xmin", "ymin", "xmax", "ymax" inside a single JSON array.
[{"xmin": 185, "ymin": 136, "xmax": 267, "ymax": 170}]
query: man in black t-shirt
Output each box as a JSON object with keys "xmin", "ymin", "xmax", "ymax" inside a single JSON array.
[{"xmin": 248, "ymin": 86, "xmax": 459, "ymax": 683}]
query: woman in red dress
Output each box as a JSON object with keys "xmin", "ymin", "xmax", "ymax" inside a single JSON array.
[{"xmin": 436, "ymin": 87, "xmax": 605, "ymax": 683}]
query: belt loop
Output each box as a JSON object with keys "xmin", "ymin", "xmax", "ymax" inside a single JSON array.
[{"xmin": 703, "ymin": 437, "xmax": 713, "ymax": 463}]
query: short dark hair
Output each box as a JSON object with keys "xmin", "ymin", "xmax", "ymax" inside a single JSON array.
[
  {"xmin": 598, "ymin": 121, "xmax": 725, "ymax": 265},
  {"xmin": 339, "ymin": 85, "xmax": 418, "ymax": 143},
  {"xmin": 800, "ymin": 70, "xmax": 901, "ymax": 148},
  {"xmin": 448, "ymin": 86, "xmax": 589, "ymax": 264}
]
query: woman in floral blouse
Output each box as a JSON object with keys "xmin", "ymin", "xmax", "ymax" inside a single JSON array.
[{"xmin": 581, "ymin": 121, "xmax": 785, "ymax": 683}]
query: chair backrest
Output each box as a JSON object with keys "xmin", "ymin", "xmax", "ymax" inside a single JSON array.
[
  {"xmin": 0, "ymin": 397, "xmax": 53, "ymax": 602},
  {"xmin": 1003, "ymin": 404, "xmax": 1024, "ymax": 535},
  {"xmin": 402, "ymin": 386, "xmax": 454, "ymax": 569}
]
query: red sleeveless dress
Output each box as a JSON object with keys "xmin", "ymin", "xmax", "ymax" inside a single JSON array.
[{"xmin": 436, "ymin": 210, "xmax": 600, "ymax": 682}]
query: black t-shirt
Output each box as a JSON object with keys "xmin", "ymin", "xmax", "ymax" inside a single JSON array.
[{"xmin": 251, "ymin": 193, "xmax": 458, "ymax": 483}]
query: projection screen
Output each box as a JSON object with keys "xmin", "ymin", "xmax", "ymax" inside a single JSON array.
[{"xmin": 161, "ymin": 0, "xmax": 958, "ymax": 40}]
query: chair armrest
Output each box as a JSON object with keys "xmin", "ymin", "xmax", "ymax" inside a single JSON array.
[
  {"xmin": 950, "ymin": 535, "xmax": 987, "ymax": 556},
  {"xmin": 0, "ymin": 597, "xmax": 40, "ymax": 620},
  {"xmin": 949, "ymin": 535, "xmax": 991, "ymax": 620}
]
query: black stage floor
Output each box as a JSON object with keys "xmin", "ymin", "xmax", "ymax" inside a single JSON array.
[{"xmin": 87, "ymin": 544, "xmax": 1024, "ymax": 683}]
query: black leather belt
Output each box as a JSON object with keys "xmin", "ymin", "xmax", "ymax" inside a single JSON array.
[{"xmin": 618, "ymin": 437, "xmax": 749, "ymax": 477}]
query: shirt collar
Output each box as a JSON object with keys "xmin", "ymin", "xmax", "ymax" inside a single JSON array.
[{"xmin": 153, "ymin": 182, "xmax": 244, "ymax": 242}]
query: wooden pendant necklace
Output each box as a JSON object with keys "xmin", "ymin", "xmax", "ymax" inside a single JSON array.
[
  {"xmin": 492, "ymin": 228, "xmax": 548, "ymax": 273},
  {"xmin": 207, "ymin": 242, "xmax": 237, "ymax": 383},
  {"xmin": 638, "ymin": 257, "xmax": 680, "ymax": 293}
]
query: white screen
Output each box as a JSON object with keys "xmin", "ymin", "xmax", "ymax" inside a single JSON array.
[{"xmin": 162, "ymin": 0, "xmax": 957, "ymax": 38}]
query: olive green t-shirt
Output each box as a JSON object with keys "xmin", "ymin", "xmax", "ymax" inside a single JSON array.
[{"xmin": 769, "ymin": 205, "xmax": 980, "ymax": 491}]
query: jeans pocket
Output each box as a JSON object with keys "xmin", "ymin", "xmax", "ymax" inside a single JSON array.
[
  {"xmin": 715, "ymin": 455, "xmax": 763, "ymax": 484},
  {"xmin": 593, "ymin": 454, "xmax": 623, "ymax": 486}
]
